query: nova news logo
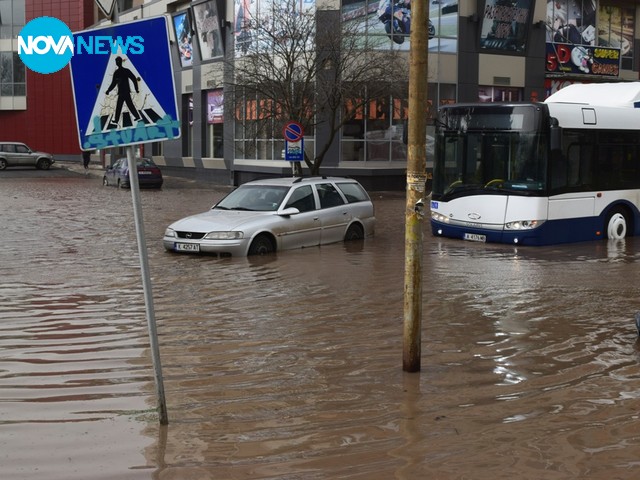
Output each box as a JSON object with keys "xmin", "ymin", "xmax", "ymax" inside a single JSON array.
[{"xmin": 18, "ymin": 16, "xmax": 144, "ymax": 74}]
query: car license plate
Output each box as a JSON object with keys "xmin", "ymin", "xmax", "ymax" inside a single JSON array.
[
  {"xmin": 175, "ymin": 242, "xmax": 200, "ymax": 252},
  {"xmin": 138, "ymin": 171, "xmax": 151, "ymax": 175},
  {"xmin": 464, "ymin": 233, "xmax": 486, "ymax": 242}
]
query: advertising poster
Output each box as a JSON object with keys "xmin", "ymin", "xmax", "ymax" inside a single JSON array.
[
  {"xmin": 341, "ymin": 0, "xmax": 458, "ymax": 53},
  {"xmin": 234, "ymin": 0, "xmax": 315, "ymax": 56},
  {"xmin": 480, "ymin": 0, "xmax": 532, "ymax": 54},
  {"xmin": 193, "ymin": 0, "xmax": 224, "ymax": 60},
  {"xmin": 207, "ymin": 89, "xmax": 224, "ymax": 124},
  {"xmin": 172, "ymin": 12, "xmax": 193, "ymax": 67},
  {"xmin": 545, "ymin": 1, "xmax": 630, "ymax": 77}
]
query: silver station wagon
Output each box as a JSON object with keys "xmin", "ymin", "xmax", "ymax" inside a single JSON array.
[
  {"xmin": 163, "ymin": 176, "xmax": 376, "ymax": 256},
  {"xmin": 0, "ymin": 142, "xmax": 54, "ymax": 170}
]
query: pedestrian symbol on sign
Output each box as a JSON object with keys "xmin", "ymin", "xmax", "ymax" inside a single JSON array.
[
  {"xmin": 104, "ymin": 56, "xmax": 141, "ymax": 127},
  {"xmin": 69, "ymin": 16, "xmax": 181, "ymax": 151},
  {"xmin": 85, "ymin": 52, "xmax": 170, "ymax": 137}
]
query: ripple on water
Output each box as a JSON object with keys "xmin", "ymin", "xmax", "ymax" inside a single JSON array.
[{"xmin": 3, "ymin": 179, "xmax": 640, "ymax": 479}]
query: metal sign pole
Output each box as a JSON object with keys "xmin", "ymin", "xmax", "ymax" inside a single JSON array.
[
  {"xmin": 72, "ymin": 5, "xmax": 178, "ymax": 423},
  {"xmin": 126, "ymin": 145, "xmax": 168, "ymax": 424}
]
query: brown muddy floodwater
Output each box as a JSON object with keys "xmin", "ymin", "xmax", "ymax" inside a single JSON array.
[{"xmin": 1, "ymin": 173, "xmax": 640, "ymax": 480}]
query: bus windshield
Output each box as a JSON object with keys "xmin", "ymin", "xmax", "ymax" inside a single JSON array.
[{"xmin": 432, "ymin": 106, "xmax": 548, "ymax": 199}]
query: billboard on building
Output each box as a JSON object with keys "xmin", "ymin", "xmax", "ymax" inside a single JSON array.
[
  {"xmin": 192, "ymin": 0, "xmax": 225, "ymax": 61},
  {"xmin": 544, "ymin": 1, "xmax": 633, "ymax": 77},
  {"xmin": 207, "ymin": 89, "xmax": 224, "ymax": 124},
  {"xmin": 172, "ymin": 11, "xmax": 193, "ymax": 68},
  {"xmin": 479, "ymin": 0, "xmax": 532, "ymax": 54},
  {"xmin": 234, "ymin": 0, "xmax": 315, "ymax": 56},
  {"xmin": 597, "ymin": 2, "xmax": 634, "ymax": 68},
  {"xmin": 341, "ymin": 0, "xmax": 458, "ymax": 54}
]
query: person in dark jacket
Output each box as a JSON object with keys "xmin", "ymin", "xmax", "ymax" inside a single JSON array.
[{"xmin": 82, "ymin": 150, "xmax": 91, "ymax": 171}]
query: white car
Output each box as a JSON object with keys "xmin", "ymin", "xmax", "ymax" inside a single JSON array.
[{"xmin": 163, "ymin": 176, "xmax": 375, "ymax": 256}]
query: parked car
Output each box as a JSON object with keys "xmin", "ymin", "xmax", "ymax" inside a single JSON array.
[
  {"xmin": 163, "ymin": 176, "xmax": 376, "ymax": 256},
  {"xmin": 103, "ymin": 157, "xmax": 163, "ymax": 189},
  {"xmin": 0, "ymin": 142, "xmax": 54, "ymax": 170}
]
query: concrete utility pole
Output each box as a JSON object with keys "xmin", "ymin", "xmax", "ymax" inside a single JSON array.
[{"xmin": 403, "ymin": 0, "xmax": 429, "ymax": 372}]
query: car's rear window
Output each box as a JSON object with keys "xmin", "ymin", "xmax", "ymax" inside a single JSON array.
[{"xmin": 336, "ymin": 182, "xmax": 369, "ymax": 203}]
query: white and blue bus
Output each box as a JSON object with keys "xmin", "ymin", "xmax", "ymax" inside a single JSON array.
[{"xmin": 430, "ymin": 82, "xmax": 640, "ymax": 246}]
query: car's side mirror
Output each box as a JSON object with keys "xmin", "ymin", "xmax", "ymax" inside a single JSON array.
[{"xmin": 279, "ymin": 207, "xmax": 300, "ymax": 216}]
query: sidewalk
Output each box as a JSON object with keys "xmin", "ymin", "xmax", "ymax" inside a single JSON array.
[
  {"xmin": 55, "ymin": 160, "xmax": 228, "ymax": 191},
  {"xmin": 56, "ymin": 160, "xmax": 104, "ymax": 179}
]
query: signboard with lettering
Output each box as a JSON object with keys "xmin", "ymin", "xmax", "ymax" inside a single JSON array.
[
  {"xmin": 69, "ymin": 16, "xmax": 180, "ymax": 151},
  {"xmin": 545, "ymin": 43, "xmax": 620, "ymax": 77},
  {"xmin": 479, "ymin": 0, "xmax": 533, "ymax": 54}
]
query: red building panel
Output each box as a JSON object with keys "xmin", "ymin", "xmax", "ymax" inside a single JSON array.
[{"xmin": 0, "ymin": 0, "xmax": 95, "ymax": 157}]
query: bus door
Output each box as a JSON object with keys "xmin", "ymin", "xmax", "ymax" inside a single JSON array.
[{"xmin": 548, "ymin": 137, "xmax": 596, "ymax": 223}]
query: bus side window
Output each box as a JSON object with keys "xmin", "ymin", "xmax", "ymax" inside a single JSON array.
[
  {"xmin": 567, "ymin": 142, "xmax": 592, "ymax": 188},
  {"xmin": 566, "ymin": 144, "xmax": 579, "ymax": 186},
  {"xmin": 622, "ymin": 146, "xmax": 639, "ymax": 188},
  {"xmin": 550, "ymin": 149, "xmax": 568, "ymax": 190}
]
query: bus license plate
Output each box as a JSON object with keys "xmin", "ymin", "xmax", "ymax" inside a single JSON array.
[
  {"xmin": 175, "ymin": 243, "xmax": 200, "ymax": 252},
  {"xmin": 464, "ymin": 233, "xmax": 486, "ymax": 242}
]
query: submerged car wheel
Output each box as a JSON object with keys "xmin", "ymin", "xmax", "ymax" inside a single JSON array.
[
  {"xmin": 606, "ymin": 208, "xmax": 629, "ymax": 240},
  {"xmin": 0, "ymin": 159, "xmax": 6, "ymax": 170},
  {"xmin": 249, "ymin": 234, "xmax": 275, "ymax": 255},
  {"xmin": 344, "ymin": 223, "xmax": 364, "ymax": 241}
]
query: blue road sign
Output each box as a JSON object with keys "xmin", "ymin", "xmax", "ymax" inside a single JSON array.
[
  {"xmin": 69, "ymin": 16, "xmax": 180, "ymax": 151},
  {"xmin": 283, "ymin": 121, "xmax": 304, "ymax": 142},
  {"xmin": 285, "ymin": 139, "xmax": 304, "ymax": 162},
  {"xmin": 283, "ymin": 121, "xmax": 304, "ymax": 161}
]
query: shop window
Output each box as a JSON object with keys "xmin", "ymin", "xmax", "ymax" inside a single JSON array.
[{"xmin": 478, "ymin": 86, "xmax": 522, "ymax": 103}]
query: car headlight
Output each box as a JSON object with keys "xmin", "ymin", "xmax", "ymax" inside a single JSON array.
[
  {"xmin": 164, "ymin": 228, "xmax": 176, "ymax": 238},
  {"xmin": 505, "ymin": 220, "xmax": 544, "ymax": 230},
  {"xmin": 204, "ymin": 231, "xmax": 244, "ymax": 240},
  {"xmin": 431, "ymin": 212, "xmax": 450, "ymax": 223}
]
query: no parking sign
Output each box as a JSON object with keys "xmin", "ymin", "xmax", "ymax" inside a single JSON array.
[{"xmin": 283, "ymin": 121, "xmax": 304, "ymax": 162}]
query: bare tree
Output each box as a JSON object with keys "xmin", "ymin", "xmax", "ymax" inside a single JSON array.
[{"xmin": 229, "ymin": 0, "xmax": 408, "ymax": 175}]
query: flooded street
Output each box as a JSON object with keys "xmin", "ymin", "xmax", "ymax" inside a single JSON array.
[{"xmin": 2, "ymin": 171, "xmax": 640, "ymax": 479}]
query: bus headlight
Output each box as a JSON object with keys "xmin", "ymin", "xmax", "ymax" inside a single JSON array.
[
  {"xmin": 431, "ymin": 212, "xmax": 450, "ymax": 223},
  {"xmin": 505, "ymin": 220, "xmax": 544, "ymax": 230}
]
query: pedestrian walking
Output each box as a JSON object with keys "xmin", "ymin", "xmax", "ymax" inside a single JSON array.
[{"xmin": 82, "ymin": 150, "xmax": 91, "ymax": 172}]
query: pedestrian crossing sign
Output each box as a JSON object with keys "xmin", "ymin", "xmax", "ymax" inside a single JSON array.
[{"xmin": 69, "ymin": 16, "xmax": 180, "ymax": 151}]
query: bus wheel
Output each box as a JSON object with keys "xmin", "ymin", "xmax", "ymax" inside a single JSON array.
[{"xmin": 606, "ymin": 208, "xmax": 628, "ymax": 240}]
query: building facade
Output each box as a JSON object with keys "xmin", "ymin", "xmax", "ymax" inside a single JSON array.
[
  {"xmin": 0, "ymin": 0, "xmax": 95, "ymax": 155},
  {"xmin": 1, "ymin": 0, "xmax": 639, "ymax": 190}
]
